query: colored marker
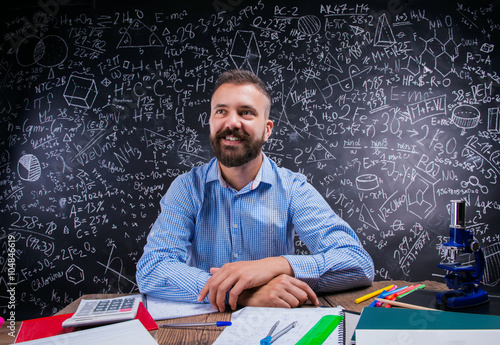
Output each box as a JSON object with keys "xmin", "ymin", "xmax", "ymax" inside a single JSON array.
[
  {"xmin": 384, "ymin": 285, "xmax": 420, "ymax": 308},
  {"xmin": 397, "ymin": 284, "xmax": 425, "ymax": 299},
  {"xmin": 387, "ymin": 285, "xmax": 419, "ymax": 300},
  {"xmin": 374, "ymin": 286, "xmax": 408, "ymax": 307},
  {"xmin": 368, "ymin": 286, "xmax": 397, "ymax": 307},
  {"xmin": 355, "ymin": 285, "xmax": 394, "ymax": 304}
]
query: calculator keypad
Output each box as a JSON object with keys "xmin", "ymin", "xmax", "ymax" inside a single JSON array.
[{"xmin": 74, "ymin": 298, "xmax": 137, "ymax": 317}]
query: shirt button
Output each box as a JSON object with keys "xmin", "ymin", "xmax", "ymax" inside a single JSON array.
[
  {"xmin": 233, "ymin": 224, "xmax": 238, "ymax": 228},
  {"xmin": 234, "ymin": 253, "xmax": 238, "ymax": 259}
]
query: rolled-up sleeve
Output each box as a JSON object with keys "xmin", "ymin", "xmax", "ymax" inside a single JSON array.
[{"xmin": 282, "ymin": 178, "xmax": 374, "ymax": 292}]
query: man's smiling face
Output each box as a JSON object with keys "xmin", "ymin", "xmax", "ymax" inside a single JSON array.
[{"xmin": 209, "ymin": 83, "xmax": 273, "ymax": 168}]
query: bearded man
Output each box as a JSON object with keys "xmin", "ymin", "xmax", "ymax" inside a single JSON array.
[{"xmin": 136, "ymin": 70, "xmax": 374, "ymax": 312}]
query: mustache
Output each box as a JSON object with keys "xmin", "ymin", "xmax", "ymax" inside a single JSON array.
[{"xmin": 215, "ymin": 128, "xmax": 251, "ymax": 140}]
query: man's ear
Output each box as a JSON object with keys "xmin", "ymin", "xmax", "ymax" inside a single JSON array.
[{"xmin": 264, "ymin": 119, "xmax": 273, "ymax": 141}]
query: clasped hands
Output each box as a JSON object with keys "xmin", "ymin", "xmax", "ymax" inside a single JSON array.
[{"xmin": 197, "ymin": 257, "xmax": 319, "ymax": 312}]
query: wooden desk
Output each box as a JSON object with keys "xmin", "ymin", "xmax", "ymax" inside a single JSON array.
[{"xmin": 0, "ymin": 280, "xmax": 446, "ymax": 345}]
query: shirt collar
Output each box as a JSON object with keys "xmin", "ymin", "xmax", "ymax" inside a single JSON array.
[{"xmin": 206, "ymin": 154, "xmax": 273, "ymax": 190}]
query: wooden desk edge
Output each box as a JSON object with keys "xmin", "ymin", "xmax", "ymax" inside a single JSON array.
[{"xmin": 0, "ymin": 280, "xmax": 448, "ymax": 345}]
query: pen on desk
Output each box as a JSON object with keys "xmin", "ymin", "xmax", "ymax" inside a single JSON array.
[
  {"xmin": 355, "ymin": 285, "xmax": 394, "ymax": 304},
  {"xmin": 374, "ymin": 298, "xmax": 438, "ymax": 311},
  {"xmin": 396, "ymin": 284, "xmax": 425, "ymax": 299},
  {"xmin": 160, "ymin": 321, "xmax": 232, "ymax": 328}
]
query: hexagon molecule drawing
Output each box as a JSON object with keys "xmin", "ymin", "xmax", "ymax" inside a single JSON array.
[{"xmin": 66, "ymin": 264, "xmax": 85, "ymax": 285}]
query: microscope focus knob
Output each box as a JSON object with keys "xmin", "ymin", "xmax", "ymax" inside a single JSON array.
[{"xmin": 470, "ymin": 240, "xmax": 480, "ymax": 252}]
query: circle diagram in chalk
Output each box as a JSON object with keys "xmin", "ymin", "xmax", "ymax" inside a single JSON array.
[
  {"xmin": 16, "ymin": 36, "xmax": 40, "ymax": 66},
  {"xmin": 451, "ymin": 105, "xmax": 480, "ymax": 130},
  {"xmin": 18, "ymin": 154, "xmax": 41, "ymax": 182},
  {"xmin": 356, "ymin": 174, "xmax": 379, "ymax": 191},
  {"xmin": 298, "ymin": 15, "xmax": 321, "ymax": 35},
  {"xmin": 16, "ymin": 35, "xmax": 68, "ymax": 67}
]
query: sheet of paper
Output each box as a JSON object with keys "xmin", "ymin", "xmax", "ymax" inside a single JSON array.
[
  {"xmin": 213, "ymin": 306, "xmax": 344, "ymax": 345},
  {"xmin": 145, "ymin": 295, "xmax": 217, "ymax": 320},
  {"xmin": 15, "ymin": 319, "xmax": 158, "ymax": 345}
]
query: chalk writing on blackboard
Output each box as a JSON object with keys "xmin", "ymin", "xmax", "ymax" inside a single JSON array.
[{"xmin": 0, "ymin": 0, "xmax": 499, "ymax": 320}]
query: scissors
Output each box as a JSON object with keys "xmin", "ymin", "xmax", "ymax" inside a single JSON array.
[{"xmin": 260, "ymin": 320, "xmax": 297, "ymax": 344}]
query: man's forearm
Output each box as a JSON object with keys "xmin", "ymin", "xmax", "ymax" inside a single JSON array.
[
  {"xmin": 137, "ymin": 256, "xmax": 211, "ymax": 302},
  {"xmin": 283, "ymin": 246, "xmax": 374, "ymax": 292}
]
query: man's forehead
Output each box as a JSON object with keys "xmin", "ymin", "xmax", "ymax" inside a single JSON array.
[{"xmin": 212, "ymin": 83, "xmax": 269, "ymax": 103}]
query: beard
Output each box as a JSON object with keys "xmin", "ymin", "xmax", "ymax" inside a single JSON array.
[{"xmin": 210, "ymin": 128, "xmax": 266, "ymax": 167}]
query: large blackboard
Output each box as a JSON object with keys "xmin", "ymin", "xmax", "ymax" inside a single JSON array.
[{"xmin": 1, "ymin": 0, "xmax": 500, "ymax": 320}]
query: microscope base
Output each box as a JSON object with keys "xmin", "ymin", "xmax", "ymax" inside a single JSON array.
[{"xmin": 436, "ymin": 287, "xmax": 489, "ymax": 308}]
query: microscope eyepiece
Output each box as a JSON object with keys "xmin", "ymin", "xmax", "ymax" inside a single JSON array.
[{"xmin": 450, "ymin": 200, "xmax": 466, "ymax": 228}]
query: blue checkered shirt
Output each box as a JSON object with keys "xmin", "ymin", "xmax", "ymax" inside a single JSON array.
[{"xmin": 136, "ymin": 155, "xmax": 374, "ymax": 303}]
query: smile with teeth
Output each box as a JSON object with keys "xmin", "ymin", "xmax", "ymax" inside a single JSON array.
[{"xmin": 225, "ymin": 136, "xmax": 241, "ymax": 141}]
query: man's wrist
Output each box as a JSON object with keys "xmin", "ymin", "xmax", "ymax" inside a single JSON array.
[{"xmin": 274, "ymin": 256, "xmax": 294, "ymax": 277}]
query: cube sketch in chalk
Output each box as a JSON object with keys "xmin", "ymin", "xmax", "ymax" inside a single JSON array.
[{"xmin": 63, "ymin": 74, "xmax": 98, "ymax": 109}]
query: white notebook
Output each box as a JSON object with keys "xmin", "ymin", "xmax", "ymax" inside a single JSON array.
[{"xmin": 213, "ymin": 306, "xmax": 352, "ymax": 345}]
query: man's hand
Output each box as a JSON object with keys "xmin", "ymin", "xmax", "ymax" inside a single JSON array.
[
  {"xmin": 197, "ymin": 257, "xmax": 297, "ymax": 311},
  {"xmin": 238, "ymin": 274, "xmax": 319, "ymax": 308}
]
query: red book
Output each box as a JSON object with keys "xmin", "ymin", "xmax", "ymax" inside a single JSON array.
[
  {"xmin": 14, "ymin": 313, "xmax": 76, "ymax": 343},
  {"xmin": 136, "ymin": 302, "xmax": 158, "ymax": 331},
  {"xmin": 15, "ymin": 302, "xmax": 157, "ymax": 343}
]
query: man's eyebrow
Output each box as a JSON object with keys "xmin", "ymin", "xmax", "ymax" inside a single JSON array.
[
  {"xmin": 212, "ymin": 104, "xmax": 258, "ymax": 112},
  {"xmin": 239, "ymin": 105, "xmax": 258, "ymax": 112}
]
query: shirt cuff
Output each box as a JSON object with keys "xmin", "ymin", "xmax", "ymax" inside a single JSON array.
[
  {"xmin": 282, "ymin": 254, "xmax": 324, "ymax": 280},
  {"xmin": 196, "ymin": 269, "xmax": 212, "ymax": 302}
]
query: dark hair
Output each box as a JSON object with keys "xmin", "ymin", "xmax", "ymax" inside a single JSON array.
[{"xmin": 212, "ymin": 69, "xmax": 271, "ymax": 108}]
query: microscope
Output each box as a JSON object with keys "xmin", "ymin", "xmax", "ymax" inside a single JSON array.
[{"xmin": 436, "ymin": 200, "xmax": 489, "ymax": 308}]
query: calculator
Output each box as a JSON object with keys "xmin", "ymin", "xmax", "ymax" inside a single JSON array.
[{"xmin": 62, "ymin": 295, "xmax": 143, "ymax": 328}]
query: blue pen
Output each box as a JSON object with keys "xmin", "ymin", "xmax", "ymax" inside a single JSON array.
[{"xmin": 161, "ymin": 321, "xmax": 232, "ymax": 328}]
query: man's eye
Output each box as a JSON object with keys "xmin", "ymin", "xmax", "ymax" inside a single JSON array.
[{"xmin": 241, "ymin": 110, "xmax": 254, "ymax": 116}]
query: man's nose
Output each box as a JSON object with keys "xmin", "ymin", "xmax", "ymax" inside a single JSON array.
[{"xmin": 225, "ymin": 111, "xmax": 241, "ymax": 129}]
